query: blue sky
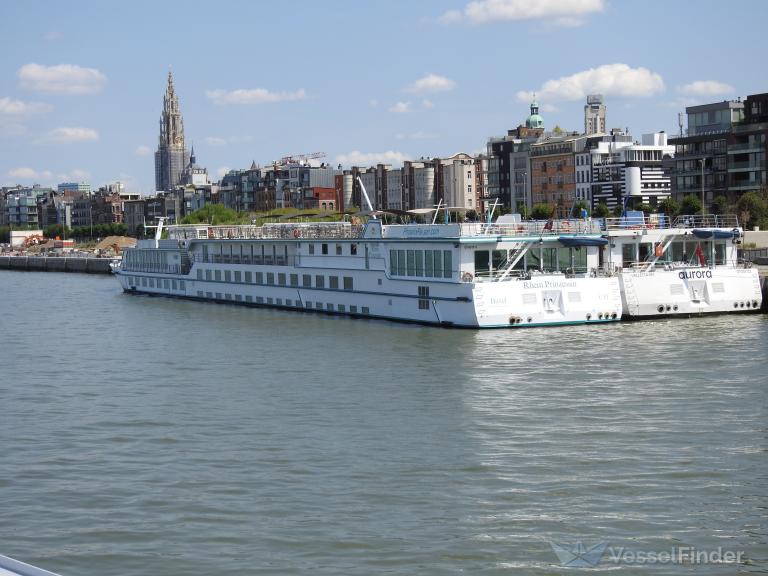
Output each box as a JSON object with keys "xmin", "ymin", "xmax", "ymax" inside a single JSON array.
[{"xmin": 1, "ymin": 0, "xmax": 766, "ymax": 194}]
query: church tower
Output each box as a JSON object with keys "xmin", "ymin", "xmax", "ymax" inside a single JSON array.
[{"xmin": 154, "ymin": 71, "xmax": 189, "ymax": 192}]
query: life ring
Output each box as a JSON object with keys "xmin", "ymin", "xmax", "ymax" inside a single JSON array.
[
  {"xmin": 654, "ymin": 243, "xmax": 664, "ymax": 257},
  {"xmin": 293, "ymin": 229, "xmax": 301, "ymax": 238},
  {"xmin": 461, "ymin": 271, "xmax": 474, "ymax": 282}
]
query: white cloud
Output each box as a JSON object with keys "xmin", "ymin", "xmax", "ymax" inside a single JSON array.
[
  {"xmin": 217, "ymin": 166, "xmax": 232, "ymax": 178},
  {"xmin": 9, "ymin": 167, "xmax": 46, "ymax": 180},
  {"xmin": 206, "ymin": 88, "xmax": 306, "ymax": 105},
  {"xmin": 516, "ymin": 63, "xmax": 665, "ymax": 103},
  {"xmin": 406, "ymin": 74, "xmax": 456, "ymax": 95},
  {"xmin": 389, "ymin": 101, "xmax": 411, "ymax": 113},
  {"xmin": 18, "ymin": 63, "xmax": 107, "ymax": 94},
  {"xmin": 7, "ymin": 167, "xmax": 89, "ymax": 183},
  {"xmin": 205, "ymin": 136, "xmax": 227, "ymax": 146},
  {"xmin": 368, "ymin": 99, "xmax": 379, "ymax": 108},
  {"xmin": 0, "ymin": 97, "xmax": 52, "ymax": 116},
  {"xmin": 678, "ymin": 80, "xmax": 734, "ymax": 96},
  {"xmin": 58, "ymin": 169, "xmax": 91, "ymax": 181},
  {"xmin": 442, "ymin": 0, "xmax": 604, "ymax": 25},
  {"xmin": 396, "ymin": 131, "xmax": 439, "ymax": 140},
  {"xmin": 40, "ymin": 126, "xmax": 99, "ymax": 143},
  {"xmin": 135, "ymin": 145, "xmax": 152, "ymax": 156},
  {"xmin": 422, "ymin": 99, "xmax": 435, "ymax": 109},
  {"xmin": 336, "ymin": 150, "xmax": 411, "ymax": 167}
]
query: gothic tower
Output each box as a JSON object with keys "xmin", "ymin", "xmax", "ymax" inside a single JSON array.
[{"xmin": 154, "ymin": 71, "xmax": 189, "ymax": 192}]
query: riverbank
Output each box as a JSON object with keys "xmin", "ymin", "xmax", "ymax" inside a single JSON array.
[{"xmin": 0, "ymin": 255, "xmax": 112, "ymax": 274}]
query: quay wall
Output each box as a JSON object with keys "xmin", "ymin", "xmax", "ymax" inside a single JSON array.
[{"xmin": 0, "ymin": 256, "xmax": 111, "ymax": 275}]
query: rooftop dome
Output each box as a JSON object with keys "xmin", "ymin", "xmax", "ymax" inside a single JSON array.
[{"xmin": 525, "ymin": 97, "xmax": 544, "ymax": 129}]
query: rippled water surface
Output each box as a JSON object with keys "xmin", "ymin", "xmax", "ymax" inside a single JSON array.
[{"xmin": 0, "ymin": 271, "xmax": 766, "ymax": 575}]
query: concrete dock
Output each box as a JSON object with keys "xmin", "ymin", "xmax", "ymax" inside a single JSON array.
[{"xmin": 0, "ymin": 256, "xmax": 112, "ymax": 274}]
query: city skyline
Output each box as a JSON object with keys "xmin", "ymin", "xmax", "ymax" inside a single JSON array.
[{"xmin": 1, "ymin": 0, "xmax": 767, "ymax": 193}]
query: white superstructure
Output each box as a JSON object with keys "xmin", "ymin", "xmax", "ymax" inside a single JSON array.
[
  {"xmin": 115, "ymin": 217, "xmax": 623, "ymax": 328},
  {"xmin": 603, "ymin": 213, "xmax": 762, "ymax": 317}
]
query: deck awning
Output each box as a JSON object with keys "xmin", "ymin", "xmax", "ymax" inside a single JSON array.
[
  {"xmin": 558, "ymin": 236, "xmax": 609, "ymax": 247},
  {"xmin": 692, "ymin": 229, "xmax": 734, "ymax": 240}
]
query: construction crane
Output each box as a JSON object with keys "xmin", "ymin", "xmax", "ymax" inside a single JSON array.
[{"xmin": 279, "ymin": 151, "xmax": 326, "ymax": 165}]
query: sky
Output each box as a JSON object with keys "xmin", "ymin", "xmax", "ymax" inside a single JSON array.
[{"xmin": 1, "ymin": 0, "xmax": 767, "ymax": 194}]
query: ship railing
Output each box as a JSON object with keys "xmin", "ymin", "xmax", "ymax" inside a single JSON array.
[
  {"xmin": 471, "ymin": 266, "xmax": 592, "ymax": 282},
  {"xmin": 460, "ymin": 219, "xmax": 602, "ymax": 237},
  {"xmin": 671, "ymin": 214, "xmax": 740, "ymax": 229},
  {"xmin": 190, "ymin": 253, "xmax": 298, "ymax": 267},
  {"xmin": 169, "ymin": 223, "xmax": 364, "ymax": 241}
]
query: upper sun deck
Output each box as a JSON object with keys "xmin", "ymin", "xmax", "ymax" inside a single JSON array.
[{"xmin": 164, "ymin": 214, "xmax": 742, "ymax": 243}]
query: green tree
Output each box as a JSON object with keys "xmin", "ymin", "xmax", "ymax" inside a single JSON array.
[
  {"xmin": 736, "ymin": 190, "xmax": 768, "ymax": 229},
  {"xmin": 0, "ymin": 226, "xmax": 9, "ymax": 243},
  {"xmin": 636, "ymin": 203, "xmax": 653, "ymax": 216},
  {"xmin": 613, "ymin": 205, "xmax": 624, "ymax": 217},
  {"xmin": 592, "ymin": 202, "xmax": 610, "ymax": 218},
  {"xmin": 181, "ymin": 204, "xmax": 242, "ymax": 225},
  {"xmin": 465, "ymin": 209, "xmax": 478, "ymax": 221},
  {"xmin": 656, "ymin": 197, "xmax": 680, "ymax": 216},
  {"xmin": 531, "ymin": 203, "xmax": 553, "ymax": 220},
  {"xmin": 516, "ymin": 201, "xmax": 530, "ymax": 219},
  {"xmin": 571, "ymin": 201, "xmax": 589, "ymax": 218},
  {"xmin": 680, "ymin": 194, "xmax": 703, "ymax": 216},
  {"xmin": 710, "ymin": 195, "xmax": 728, "ymax": 215}
]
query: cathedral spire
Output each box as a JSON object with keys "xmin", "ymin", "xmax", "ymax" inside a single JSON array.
[{"xmin": 155, "ymin": 70, "xmax": 189, "ymax": 192}]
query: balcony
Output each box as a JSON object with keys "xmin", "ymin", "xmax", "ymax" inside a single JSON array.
[
  {"xmin": 727, "ymin": 142, "xmax": 765, "ymax": 153},
  {"xmin": 728, "ymin": 160, "xmax": 766, "ymax": 172}
]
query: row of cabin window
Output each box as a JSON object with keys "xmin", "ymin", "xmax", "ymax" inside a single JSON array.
[
  {"xmin": 308, "ymin": 243, "xmax": 358, "ymax": 256},
  {"xmin": 390, "ymin": 249, "xmax": 453, "ymax": 279},
  {"xmin": 196, "ymin": 267, "xmax": 354, "ymax": 290},
  {"xmin": 137, "ymin": 276, "xmax": 186, "ymax": 290},
  {"xmin": 193, "ymin": 290, "xmax": 370, "ymax": 314}
]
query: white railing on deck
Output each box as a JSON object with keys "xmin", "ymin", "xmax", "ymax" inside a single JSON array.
[{"xmin": 460, "ymin": 219, "xmax": 602, "ymax": 237}]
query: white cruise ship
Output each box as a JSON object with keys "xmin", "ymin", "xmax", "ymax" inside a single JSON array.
[
  {"xmin": 115, "ymin": 216, "xmax": 622, "ymax": 328},
  {"xmin": 603, "ymin": 212, "xmax": 762, "ymax": 318}
]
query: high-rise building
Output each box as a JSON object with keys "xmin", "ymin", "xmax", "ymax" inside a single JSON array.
[
  {"xmin": 584, "ymin": 94, "xmax": 606, "ymax": 135},
  {"xmin": 154, "ymin": 71, "xmax": 189, "ymax": 192}
]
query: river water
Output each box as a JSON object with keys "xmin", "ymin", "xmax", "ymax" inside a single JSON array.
[{"xmin": 0, "ymin": 271, "xmax": 766, "ymax": 575}]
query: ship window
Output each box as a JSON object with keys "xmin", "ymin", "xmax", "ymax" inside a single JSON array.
[
  {"xmin": 362, "ymin": 307, "xmax": 370, "ymax": 315},
  {"xmin": 474, "ymin": 251, "xmax": 490, "ymax": 276},
  {"xmin": 197, "ymin": 269, "xmax": 203, "ymax": 280},
  {"xmin": 407, "ymin": 250, "xmax": 416, "ymax": 276},
  {"xmin": 316, "ymin": 302, "xmax": 323, "ymax": 310},
  {"xmin": 225, "ymin": 270, "xmax": 231, "ymax": 282},
  {"xmin": 245, "ymin": 295, "xmax": 253, "ymax": 303},
  {"xmin": 343, "ymin": 277, "xmax": 353, "ymax": 290},
  {"xmin": 290, "ymin": 273, "xmax": 299, "ymax": 286},
  {"xmin": 276, "ymin": 298, "xmax": 282, "ymax": 305},
  {"xmin": 433, "ymin": 250, "xmax": 443, "ymax": 277},
  {"xmin": 622, "ymin": 244, "xmax": 636, "ymax": 265},
  {"xmin": 164, "ymin": 279, "xmax": 170, "ymax": 289},
  {"xmin": 338, "ymin": 304, "xmax": 345, "ymax": 312},
  {"xmin": 390, "ymin": 250, "xmax": 398, "ymax": 275},
  {"xmin": 327, "ymin": 303, "xmax": 334, "ymax": 311},
  {"xmin": 235, "ymin": 294, "xmax": 242, "ymax": 302},
  {"xmin": 443, "ymin": 251, "xmax": 452, "ymax": 278},
  {"xmin": 315, "ymin": 275, "xmax": 325, "ymax": 288},
  {"xmin": 180, "ymin": 280, "xmax": 185, "ymax": 290},
  {"xmin": 225, "ymin": 294, "xmax": 232, "ymax": 300},
  {"xmin": 206, "ymin": 291, "xmax": 213, "ymax": 298},
  {"xmin": 172, "ymin": 280, "xmax": 177, "ymax": 290},
  {"xmin": 425, "ymin": 250, "xmax": 434, "ymax": 277},
  {"xmin": 322, "ymin": 243, "xmax": 328, "ymax": 255},
  {"xmin": 206, "ymin": 270, "xmax": 212, "ymax": 281},
  {"xmin": 715, "ymin": 243, "xmax": 726, "ymax": 265},
  {"xmin": 543, "ymin": 248, "xmax": 557, "ymax": 271},
  {"xmin": 197, "ymin": 291, "xmax": 204, "ymax": 297},
  {"xmin": 256, "ymin": 296, "xmax": 264, "ymax": 304},
  {"xmin": 278, "ymin": 273, "xmax": 286, "ymax": 285},
  {"xmin": 245, "ymin": 271, "xmax": 252, "ymax": 283},
  {"xmin": 216, "ymin": 292, "xmax": 222, "ymax": 299},
  {"xmin": 255, "ymin": 272, "xmax": 263, "ymax": 284},
  {"xmin": 309, "ymin": 244, "xmax": 315, "ymax": 255},
  {"xmin": 397, "ymin": 250, "xmax": 406, "ymax": 276},
  {"xmin": 415, "ymin": 250, "xmax": 424, "ymax": 276},
  {"xmin": 350, "ymin": 244, "xmax": 357, "ymax": 255},
  {"xmin": 141, "ymin": 277, "xmax": 147, "ymax": 286},
  {"xmin": 215, "ymin": 270, "xmax": 222, "ymax": 281},
  {"xmin": 303, "ymin": 274, "xmax": 311, "ymax": 287},
  {"xmin": 234, "ymin": 271, "xmax": 242, "ymax": 283},
  {"xmin": 305, "ymin": 301, "xmax": 312, "ymax": 308},
  {"xmin": 336, "ymin": 244, "xmax": 342, "ymax": 255},
  {"xmin": 350, "ymin": 305, "xmax": 358, "ymax": 313},
  {"xmin": 267, "ymin": 297, "xmax": 273, "ymax": 305},
  {"xmin": 267, "ymin": 272, "xmax": 274, "ymax": 285},
  {"xmin": 329, "ymin": 276, "xmax": 339, "ymax": 289}
]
